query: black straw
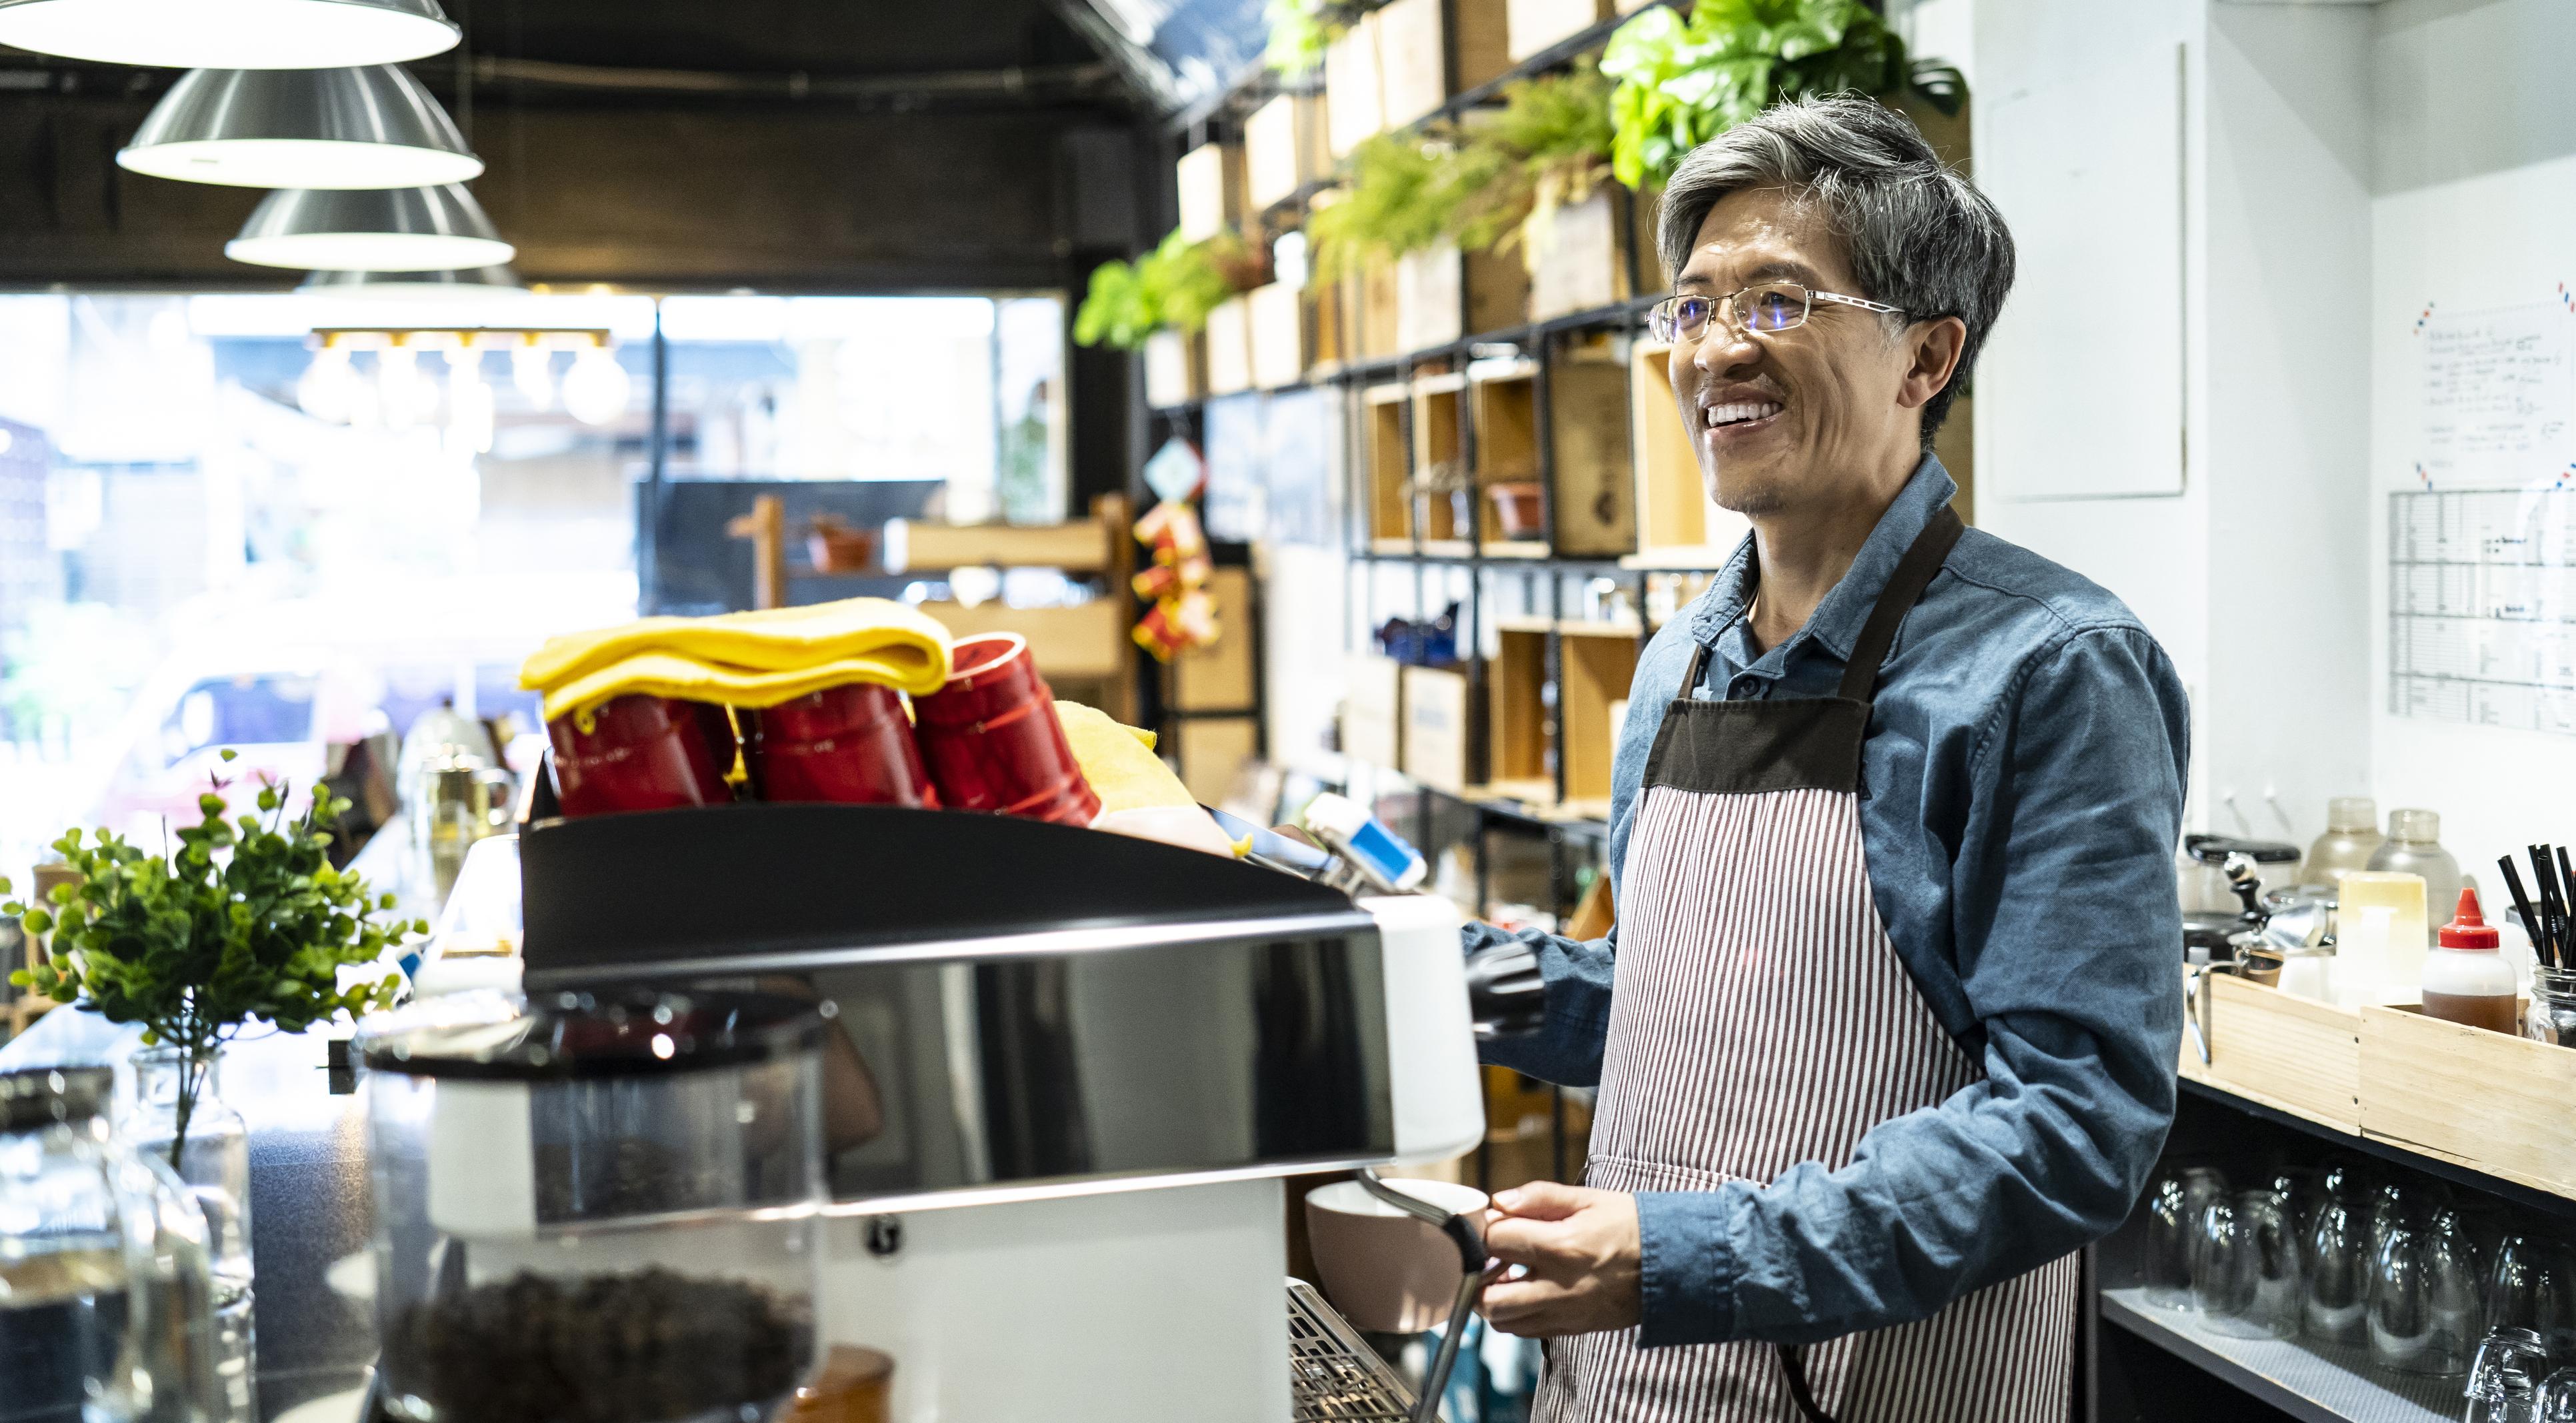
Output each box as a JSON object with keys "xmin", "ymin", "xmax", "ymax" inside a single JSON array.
[
  {"xmin": 2503, "ymin": 856, "xmax": 2554, "ymax": 968},
  {"xmin": 2533, "ymin": 846, "xmax": 2567, "ymax": 967}
]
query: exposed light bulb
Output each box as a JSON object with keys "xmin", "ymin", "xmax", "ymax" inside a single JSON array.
[
  {"xmin": 511, "ymin": 345, "xmax": 553, "ymax": 411},
  {"xmin": 560, "ymin": 346, "xmax": 631, "ymax": 427},
  {"xmin": 297, "ymin": 346, "xmax": 357, "ymax": 423},
  {"xmin": 377, "ymin": 346, "xmax": 422, "ymax": 431},
  {"xmin": 445, "ymin": 348, "xmax": 493, "ymax": 456}
]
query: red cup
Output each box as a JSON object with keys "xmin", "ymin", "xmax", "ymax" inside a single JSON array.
[
  {"xmin": 547, "ymin": 695, "xmax": 737, "ymax": 818},
  {"xmin": 913, "ymin": 633, "xmax": 1101, "ymax": 824},
  {"xmin": 740, "ymin": 681, "xmax": 937, "ymax": 808}
]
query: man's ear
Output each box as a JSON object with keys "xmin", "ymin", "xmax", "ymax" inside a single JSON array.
[{"xmin": 1898, "ymin": 316, "xmax": 1968, "ymax": 412}]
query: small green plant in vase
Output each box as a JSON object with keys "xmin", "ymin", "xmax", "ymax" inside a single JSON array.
[{"xmin": 6, "ymin": 749, "xmax": 422, "ymax": 1170}]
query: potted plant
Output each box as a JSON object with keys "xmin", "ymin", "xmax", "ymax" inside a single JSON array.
[{"xmin": 5, "ymin": 750, "xmax": 421, "ymax": 1388}]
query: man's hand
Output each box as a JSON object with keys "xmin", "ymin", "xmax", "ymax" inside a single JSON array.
[{"xmin": 1479, "ymin": 1181, "xmax": 1643, "ymax": 1337}]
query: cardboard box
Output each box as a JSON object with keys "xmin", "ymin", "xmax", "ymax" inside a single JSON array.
[
  {"xmin": 1507, "ymin": 0, "xmax": 1611, "ymax": 61},
  {"xmin": 1176, "ymin": 141, "xmax": 1245, "ymax": 245},
  {"xmin": 1345, "ymin": 651, "xmax": 1405, "ymax": 768},
  {"xmin": 1246, "ymin": 93, "xmax": 1329, "ymax": 210},
  {"xmin": 1249, "ymin": 281, "xmax": 1308, "ymax": 390},
  {"xmin": 1401, "ymin": 664, "xmax": 1469, "ymax": 794},
  {"xmin": 1204, "ymin": 297, "xmax": 1255, "ymax": 396},
  {"xmin": 1325, "ymin": 13, "xmax": 1384, "ymax": 159}
]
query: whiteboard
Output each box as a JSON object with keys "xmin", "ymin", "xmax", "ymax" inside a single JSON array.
[{"xmin": 1975, "ymin": 44, "xmax": 2187, "ymax": 501}]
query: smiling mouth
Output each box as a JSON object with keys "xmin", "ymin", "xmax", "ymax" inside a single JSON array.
[{"xmin": 1697, "ymin": 398, "xmax": 1786, "ymax": 443}]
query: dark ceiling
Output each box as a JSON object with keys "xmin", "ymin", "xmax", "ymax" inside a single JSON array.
[{"xmin": 453, "ymin": 0, "xmax": 1105, "ymax": 77}]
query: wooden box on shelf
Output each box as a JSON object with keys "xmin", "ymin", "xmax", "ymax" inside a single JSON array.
[
  {"xmin": 1377, "ymin": 0, "xmax": 1512, "ymax": 130},
  {"xmin": 1469, "ymin": 358, "xmax": 1544, "ymax": 547},
  {"xmin": 883, "ymin": 518, "xmax": 1113, "ymax": 573},
  {"xmin": 2359, "ymin": 1003, "xmax": 2576, "ymax": 1198},
  {"xmin": 1172, "ymin": 567, "xmax": 1258, "ymax": 711},
  {"xmin": 1549, "ymin": 345, "xmax": 1636, "ymax": 557},
  {"xmin": 1246, "ymin": 93, "xmax": 1329, "ymax": 211},
  {"xmin": 1487, "ymin": 619, "xmax": 1635, "ymax": 803},
  {"xmin": 1396, "ymin": 242, "xmax": 1530, "ymax": 354},
  {"xmin": 1490, "ymin": 624, "xmax": 1549, "ymax": 789},
  {"xmin": 921, "ymin": 599, "xmax": 1127, "ymax": 682},
  {"xmin": 1205, "ymin": 298, "xmax": 1255, "ymax": 396},
  {"xmin": 1249, "ymin": 281, "xmax": 1309, "ymax": 390},
  {"xmin": 1506, "ymin": 0, "xmax": 1611, "ymax": 59},
  {"xmin": 1309, "ymin": 279, "xmax": 1352, "ymax": 371},
  {"xmin": 1629, "ymin": 339, "xmax": 1751, "ymax": 567},
  {"xmin": 1143, "ymin": 329, "xmax": 1204, "ymax": 410},
  {"xmin": 1177, "ymin": 716, "xmax": 1260, "ymax": 805},
  {"xmin": 1355, "ymin": 257, "xmax": 1403, "ymax": 359},
  {"xmin": 1411, "ymin": 371, "xmax": 1469, "ymax": 545},
  {"xmin": 1527, "ymin": 187, "xmax": 1657, "ymax": 321},
  {"xmin": 1325, "ymin": 11, "xmax": 1384, "ymax": 159},
  {"xmin": 1345, "ymin": 651, "xmax": 1405, "ymax": 768},
  {"xmin": 1401, "ymin": 663, "xmax": 1470, "ymax": 794},
  {"xmin": 1365, "ymin": 382, "xmax": 1412, "ymax": 542},
  {"xmin": 1176, "ymin": 141, "xmax": 1246, "ymax": 245},
  {"xmin": 2176, "ymin": 973, "xmax": 2361, "ymax": 1133}
]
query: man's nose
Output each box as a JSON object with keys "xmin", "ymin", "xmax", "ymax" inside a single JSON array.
[{"xmin": 1693, "ymin": 319, "xmax": 1761, "ymax": 377}]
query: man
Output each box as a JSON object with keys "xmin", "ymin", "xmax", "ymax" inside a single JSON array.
[{"xmin": 1462, "ymin": 95, "xmax": 2189, "ymax": 1420}]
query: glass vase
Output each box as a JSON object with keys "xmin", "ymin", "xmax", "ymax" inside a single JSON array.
[{"xmin": 123, "ymin": 1044, "xmax": 255, "ymax": 1422}]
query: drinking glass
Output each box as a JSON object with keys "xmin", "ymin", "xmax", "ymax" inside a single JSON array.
[
  {"xmin": 2305, "ymin": 1176, "xmax": 2372, "ymax": 1348},
  {"xmin": 2372, "ymin": 1220, "xmax": 2483, "ymax": 1376},
  {"xmin": 2467, "ymin": 1327, "xmax": 2554, "ymax": 1423},
  {"xmin": 2145, "ymin": 1164, "xmax": 2228, "ymax": 1312},
  {"xmin": 2489, "ymin": 1234, "xmax": 2576, "ymax": 1363},
  {"xmin": 2537, "ymin": 1366, "xmax": 2576, "ymax": 1423},
  {"xmin": 2196, "ymin": 1190, "xmax": 2302, "ymax": 1340}
]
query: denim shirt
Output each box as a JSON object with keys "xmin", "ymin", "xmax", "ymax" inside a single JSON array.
[{"xmin": 1468, "ymin": 455, "xmax": 2189, "ymax": 1348}]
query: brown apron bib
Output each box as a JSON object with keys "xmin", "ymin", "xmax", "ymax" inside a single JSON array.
[{"xmin": 1532, "ymin": 507, "xmax": 2075, "ymax": 1423}]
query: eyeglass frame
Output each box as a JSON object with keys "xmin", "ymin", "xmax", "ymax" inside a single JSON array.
[{"xmin": 1648, "ymin": 282, "xmax": 1910, "ymax": 343}]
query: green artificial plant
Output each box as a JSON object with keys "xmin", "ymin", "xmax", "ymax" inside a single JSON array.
[
  {"xmin": 1073, "ymin": 227, "xmax": 1252, "ymax": 351},
  {"xmin": 6, "ymin": 750, "xmax": 421, "ymax": 1168},
  {"xmin": 1263, "ymin": 0, "xmax": 1371, "ymax": 77},
  {"xmin": 1601, "ymin": 0, "xmax": 1967, "ymax": 191}
]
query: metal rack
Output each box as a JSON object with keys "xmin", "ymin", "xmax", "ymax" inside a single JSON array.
[{"xmin": 1289, "ymin": 1280, "xmax": 1418, "ymax": 1422}]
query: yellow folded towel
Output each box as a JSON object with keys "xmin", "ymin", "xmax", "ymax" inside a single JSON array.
[
  {"xmin": 521, "ymin": 598, "xmax": 952, "ymax": 722},
  {"xmin": 1054, "ymin": 701, "xmax": 1193, "ymax": 816}
]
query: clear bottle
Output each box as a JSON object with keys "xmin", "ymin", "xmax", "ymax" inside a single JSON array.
[
  {"xmin": 2367, "ymin": 809, "xmax": 2469, "ymax": 944},
  {"xmin": 121, "ymin": 1046, "xmax": 254, "ymax": 1421},
  {"xmin": 2304, "ymin": 796, "xmax": 2385, "ymax": 890},
  {"xmin": 1, "ymin": 1065, "xmax": 221, "ymax": 1423},
  {"xmin": 2423, "ymin": 888, "xmax": 2519, "ymax": 1034}
]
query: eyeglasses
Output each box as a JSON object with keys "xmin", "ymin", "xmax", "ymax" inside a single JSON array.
[{"xmin": 1647, "ymin": 281, "xmax": 1908, "ymax": 342}]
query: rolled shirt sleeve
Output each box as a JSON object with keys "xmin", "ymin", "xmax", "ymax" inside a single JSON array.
[{"xmin": 1635, "ymin": 625, "xmax": 2189, "ymax": 1346}]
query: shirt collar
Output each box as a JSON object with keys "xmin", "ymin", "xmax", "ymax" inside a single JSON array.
[{"xmin": 1686, "ymin": 453, "xmax": 1960, "ymax": 664}]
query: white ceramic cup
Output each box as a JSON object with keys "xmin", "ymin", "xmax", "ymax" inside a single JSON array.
[{"xmin": 1304, "ymin": 1177, "xmax": 1489, "ymax": 1333}]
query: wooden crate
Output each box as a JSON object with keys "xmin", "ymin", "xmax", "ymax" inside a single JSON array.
[
  {"xmin": 1173, "ymin": 567, "xmax": 1258, "ymax": 711},
  {"xmin": 1413, "ymin": 373, "xmax": 1469, "ymax": 543},
  {"xmin": 1396, "ymin": 243, "xmax": 1530, "ymax": 353},
  {"xmin": 1143, "ymin": 329, "xmax": 1203, "ymax": 410},
  {"xmin": 2178, "ymin": 973, "xmax": 2363, "ymax": 1133},
  {"xmin": 1205, "ymin": 297, "xmax": 1254, "ymax": 396},
  {"xmin": 1485, "ymin": 621, "xmax": 1635, "ymax": 801},
  {"xmin": 2361, "ymin": 1003, "xmax": 2576, "ymax": 1198},
  {"xmin": 1310, "ymin": 279, "xmax": 1351, "ymax": 371},
  {"xmin": 1377, "ymin": 0, "xmax": 1511, "ymax": 129},
  {"xmin": 885, "ymin": 518, "xmax": 1113, "ymax": 573},
  {"xmin": 1507, "ymin": 0, "xmax": 1610, "ymax": 60},
  {"xmin": 1325, "ymin": 11, "xmax": 1383, "ymax": 159},
  {"xmin": 1470, "ymin": 360, "xmax": 1543, "ymax": 546},
  {"xmin": 920, "ymin": 599, "xmax": 1127, "ymax": 681},
  {"xmin": 1491, "ymin": 626, "xmax": 1548, "ymax": 785},
  {"xmin": 1246, "ymin": 93, "xmax": 1328, "ymax": 211},
  {"xmin": 1356, "ymin": 257, "xmax": 1403, "ymax": 360},
  {"xmin": 1249, "ymin": 281, "xmax": 1308, "ymax": 390},
  {"xmin": 1364, "ymin": 383, "xmax": 1411, "ymax": 541},
  {"xmin": 1176, "ymin": 141, "xmax": 1245, "ymax": 245},
  {"xmin": 1345, "ymin": 651, "xmax": 1405, "ymax": 768},
  {"xmin": 1559, "ymin": 627, "xmax": 1635, "ymax": 802},
  {"xmin": 1528, "ymin": 187, "xmax": 1651, "ymax": 321},
  {"xmin": 1550, "ymin": 349, "xmax": 1635, "ymax": 557},
  {"xmin": 1628, "ymin": 339, "xmax": 1751, "ymax": 566},
  {"xmin": 1401, "ymin": 664, "xmax": 1469, "ymax": 794},
  {"xmin": 1177, "ymin": 716, "xmax": 1260, "ymax": 805}
]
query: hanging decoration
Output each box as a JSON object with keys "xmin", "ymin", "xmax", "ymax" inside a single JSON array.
[{"xmin": 1131, "ymin": 437, "xmax": 1219, "ymax": 663}]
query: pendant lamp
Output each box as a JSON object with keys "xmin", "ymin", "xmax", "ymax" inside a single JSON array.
[
  {"xmin": 227, "ymin": 184, "xmax": 513, "ymax": 272},
  {"xmin": 295, "ymin": 267, "xmax": 525, "ymax": 299},
  {"xmin": 0, "ymin": 0, "xmax": 457, "ymax": 69},
  {"xmin": 121, "ymin": 66, "xmax": 480, "ymax": 189}
]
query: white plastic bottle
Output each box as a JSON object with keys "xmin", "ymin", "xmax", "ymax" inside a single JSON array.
[{"xmin": 2420, "ymin": 888, "xmax": 2518, "ymax": 1034}]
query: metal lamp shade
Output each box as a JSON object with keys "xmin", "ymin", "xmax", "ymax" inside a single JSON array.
[
  {"xmin": 227, "ymin": 185, "xmax": 514, "ymax": 272},
  {"xmin": 0, "ymin": 0, "xmax": 457, "ymax": 68},
  {"xmin": 121, "ymin": 65, "xmax": 481, "ymax": 189},
  {"xmin": 295, "ymin": 267, "xmax": 527, "ymax": 298}
]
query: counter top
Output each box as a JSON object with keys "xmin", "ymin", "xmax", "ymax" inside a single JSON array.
[{"xmin": 2, "ymin": 1010, "xmax": 377, "ymax": 1423}]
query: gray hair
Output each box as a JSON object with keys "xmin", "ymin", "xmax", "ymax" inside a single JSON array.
[{"xmin": 1656, "ymin": 94, "xmax": 2015, "ymax": 443}]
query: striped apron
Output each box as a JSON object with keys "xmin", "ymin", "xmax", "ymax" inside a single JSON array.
[{"xmin": 1532, "ymin": 506, "xmax": 2076, "ymax": 1423}]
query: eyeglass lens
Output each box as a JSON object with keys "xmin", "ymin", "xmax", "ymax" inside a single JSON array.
[{"xmin": 1657, "ymin": 283, "xmax": 1812, "ymax": 341}]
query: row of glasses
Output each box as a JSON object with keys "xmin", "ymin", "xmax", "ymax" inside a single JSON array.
[{"xmin": 2467, "ymin": 1236, "xmax": 2576, "ymax": 1422}]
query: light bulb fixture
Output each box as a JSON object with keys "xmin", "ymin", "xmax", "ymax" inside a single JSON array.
[
  {"xmin": 560, "ymin": 346, "xmax": 632, "ymax": 427},
  {"xmin": 0, "ymin": 0, "xmax": 458, "ymax": 69},
  {"xmin": 121, "ymin": 65, "xmax": 480, "ymax": 190},
  {"xmin": 511, "ymin": 344, "xmax": 554, "ymax": 411},
  {"xmin": 295, "ymin": 266, "xmax": 525, "ymax": 299},
  {"xmin": 227, "ymin": 183, "xmax": 513, "ymax": 272}
]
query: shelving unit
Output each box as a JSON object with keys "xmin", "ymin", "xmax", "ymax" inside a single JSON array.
[{"xmin": 2099, "ymin": 1291, "xmax": 2456, "ymax": 1423}]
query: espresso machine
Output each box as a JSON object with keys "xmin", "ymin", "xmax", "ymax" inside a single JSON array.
[{"xmin": 507, "ymin": 787, "xmax": 1489, "ymax": 1422}]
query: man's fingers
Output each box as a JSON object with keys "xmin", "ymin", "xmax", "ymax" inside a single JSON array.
[
  {"xmin": 1491, "ymin": 1179, "xmax": 1586, "ymax": 1221},
  {"xmin": 1481, "ymin": 1213, "xmax": 1569, "ymax": 1266},
  {"xmin": 1478, "ymin": 1276, "xmax": 1561, "ymax": 1326}
]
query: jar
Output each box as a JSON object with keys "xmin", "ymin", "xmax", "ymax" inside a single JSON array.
[
  {"xmin": 2367, "ymin": 809, "xmax": 2469, "ymax": 944},
  {"xmin": 0, "ymin": 1066, "xmax": 221, "ymax": 1423},
  {"xmin": 2530, "ymin": 966, "xmax": 2576, "ymax": 1046},
  {"xmin": 359, "ymin": 987, "xmax": 829, "ymax": 1423},
  {"xmin": 2303, "ymin": 795, "xmax": 2384, "ymax": 890}
]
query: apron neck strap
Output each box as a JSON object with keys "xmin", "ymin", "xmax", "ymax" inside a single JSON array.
[{"xmin": 1834, "ymin": 504, "xmax": 1965, "ymax": 704}]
